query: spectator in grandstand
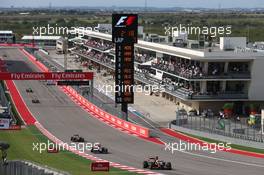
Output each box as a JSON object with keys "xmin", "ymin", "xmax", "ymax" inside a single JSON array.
[
  {"xmin": 152, "ymin": 58, "xmax": 203, "ymax": 79},
  {"xmin": 84, "ymin": 39, "xmax": 114, "ymax": 51}
]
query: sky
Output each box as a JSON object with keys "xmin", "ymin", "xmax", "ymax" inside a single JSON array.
[{"xmin": 0, "ymin": 0, "xmax": 264, "ymax": 8}]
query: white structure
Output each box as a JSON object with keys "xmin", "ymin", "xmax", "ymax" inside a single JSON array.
[
  {"xmin": 97, "ymin": 24, "xmax": 112, "ymax": 33},
  {"xmin": 71, "ymin": 29, "xmax": 264, "ymax": 112},
  {"xmin": 173, "ymin": 31, "xmax": 188, "ymax": 42},
  {"xmin": 56, "ymin": 37, "xmax": 67, "ymax": 53},
  {"xmin": 220, "ymin": 37, "xmax": 247, "ymax": 50},
  {"xmin": 21, "ymin": 35, "xmax": 62, "ymax": 46},
  {"xmin": 96, "ymin": 24, "xmax": 144, "ymax": 37},
  {"xmin": 0, "ymin": 31, "xmax": 14, "ymax": 43}
]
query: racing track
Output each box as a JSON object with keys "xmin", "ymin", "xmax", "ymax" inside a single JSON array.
[{"xmin": 1, "ymin": 48, "xmax": 264, "ymax": 175}]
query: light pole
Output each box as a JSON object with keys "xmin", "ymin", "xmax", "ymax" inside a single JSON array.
[{"xmin": 63, "ymin": 37, "xmax": 68, "ymax": 71}]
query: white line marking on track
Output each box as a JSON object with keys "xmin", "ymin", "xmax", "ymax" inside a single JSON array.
[{"xmin": 180, "ymin": 150, "xmax": 264, "ymax": 168}]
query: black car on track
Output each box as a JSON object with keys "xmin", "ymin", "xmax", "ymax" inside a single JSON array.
[
  {"xmin": 70, "ymin": 134, "xmax": 85, "ymax": 142},
  {"xmin": 143, "ymin": 156, "xmax": 172, "ymax": 170}
]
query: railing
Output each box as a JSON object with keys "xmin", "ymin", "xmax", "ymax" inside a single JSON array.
[
  {"xmin": 152, "ymin": 63, "xmax": 251, "ymax": 80},
  {"xmin": 171, "ymin": 112, "xmax": 263, "ymax": 143},
  {"xmin": 0, "ymin": 160, "xmax": 70, "ymax": 175},
  {"xmin": 165, "ymin": 86, "xmax": 248, "ymax": 100},
  {"xmin": 83, "ymin": 43, "xmax": 113, "ymax": 52}
]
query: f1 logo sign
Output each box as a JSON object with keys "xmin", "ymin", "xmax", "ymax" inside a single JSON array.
[
  {"xmin": 112, "ymin": 13, "xmax": 138, "ymax": 43},
  {"xmin": 116, "ymin": 16, "xmax": 128, "ymax": 26},
  {"xmin": 115, "ymin": 15, "xmax": 137, "ymax": 27}
]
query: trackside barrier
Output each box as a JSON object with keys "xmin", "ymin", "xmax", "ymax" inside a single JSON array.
[
  {"xmin": 0, "ymin": 43, "xmax": 33, "ymax": 47},
  {"xmin": 0, "ymin": 43, "xmax": 34, "ymax": 47},
  {"xmin": 0, "ymin": 160, "xmax": 70, "ymax": 175},
  {"xmin": 0, "ymin": 125, "xmax": 22, "ymax": 130},
  {"xmin": 20, "ymin": 48, "xmax": 150, "ymax": 138},
  {"xmin": 20, "ymin": 49, "xmax": 49, "ymax": 72},
  {"xmin": 161, "ymin": 128, "xmax": 264, "ymax": 158},
  {"xmin": 64, "ymin": 86, "xmax": 150, "ymax": 138}
]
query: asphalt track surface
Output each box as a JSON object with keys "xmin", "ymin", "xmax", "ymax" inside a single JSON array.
[{"xmin": 1, "ymin": 48, "xmax": 264, "ymax": 175}]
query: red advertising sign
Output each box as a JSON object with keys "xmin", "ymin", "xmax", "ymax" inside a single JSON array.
[
  {"xmin": 0, "ymin": 72, "xmax": 93, "ymax": 80},
  {"xmin": 91, "ymin": 162, "xmax": 110, "ymax": 171},
  {"xmin": 47, "ymin": 146, "xmax": 59, "ymax": 153}
]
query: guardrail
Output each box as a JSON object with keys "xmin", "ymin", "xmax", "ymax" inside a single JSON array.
[
  {"xmin": 171, "ymin": 113, "xmax": 263, "ymax": 143},
  {"xmin": 152, "ymin": 63, "xmax": 251, "ymax": 80}
]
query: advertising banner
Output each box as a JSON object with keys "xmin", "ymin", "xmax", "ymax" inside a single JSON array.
[
  {"xmin": 91, "ymin": 162, "xmax": 110, "ymax": 171},
  {"xmin": 0, "ymin": 72, "xmax": 93, "ymax": 80}
]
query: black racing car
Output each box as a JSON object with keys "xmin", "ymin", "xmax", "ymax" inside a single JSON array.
[
  {"xmin": 26, "ymin": 88, "xmax": 33, "ymax": 93},
  {"xmin": 71, "ymin": 134, "xmax": 85, "ymax": 142},
  {"xmin": 32, "ymin": 98, "xmax": 40, "ymax": 103},
  {"xmin": 143, "ymin": 157, "xmax": 172, "ymax": 170},
  {"xmin": 91, "ymin": 144, "xmax": 108, "ymax": 154}
]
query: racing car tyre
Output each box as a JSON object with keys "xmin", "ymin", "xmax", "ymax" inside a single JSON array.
[
  {"xmin": 143, "ymin": 161, "xmax": 148, "ymax": 168},
  {"xmin": 150, "ymin": 162, "xmax": 155, "ymax": 170},
  {"xmin": 166, "ymin": 162, "xmax": 172, "ymax": 170},
  {"xmin": 102, "ymin": 148, "xmax": 108, "ymax": 153}
]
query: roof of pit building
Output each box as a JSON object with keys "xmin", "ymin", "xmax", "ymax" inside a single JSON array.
[{"xmin": 0, "ymin": 31, "xmax": 13, "ymax": 34}]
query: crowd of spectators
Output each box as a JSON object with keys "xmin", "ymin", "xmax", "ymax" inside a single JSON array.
[
  {"xmin": 78, "ymin": 48, "xmax": 115, "ymax": 67},
  {"xmin": 152, "ymin": 58, "xmax": 204, "ymax": 79},
  {"xmin": 162, "ymin": 77, "xmax": 198, "ymax": 93},
  {"xmin": 84, "ymin": 39, "xmax": 114, "ymax": 51}
]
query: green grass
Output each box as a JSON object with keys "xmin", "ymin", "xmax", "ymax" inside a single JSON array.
[
  {"xmin": 179, "ymin": 131, "xmax": 264, "ymax": 154},
  {"xmin": 0, "ymin": 126, "xmax": 137, "ymax": 175}
]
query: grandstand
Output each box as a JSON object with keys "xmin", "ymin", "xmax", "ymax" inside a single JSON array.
[{"xmin": 69, "ymin": 29, "xmax": 264, "ymax": 113}]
